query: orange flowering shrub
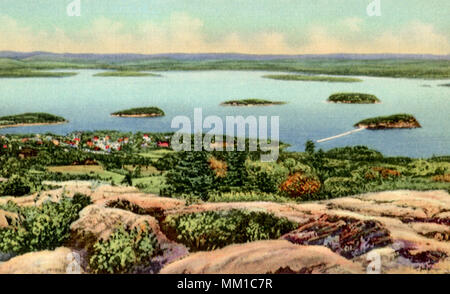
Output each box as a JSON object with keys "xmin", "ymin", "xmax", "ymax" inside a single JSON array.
[
  {"xmin": 432, "ymin": 174, "xmax": 450, "ymax": 182},
  {"xmin": 208, "ymin": 156, "xmax": 228, "ymax": 178},
  {"xmin": 365, "ymin": 167, "xmax": 401, "ymax": 180},
  {"xmin": 279, "ymin": 172, "xmax": 321, "ymax": 199}
]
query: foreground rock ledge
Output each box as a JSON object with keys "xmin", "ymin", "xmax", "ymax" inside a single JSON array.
[
  {"xmin": 0, "ymin": 182, "xmax": 449, "ymax": 274},
  {"xmin": 160, "ymin": 240, "xmax": 363, "ymax": 274}
]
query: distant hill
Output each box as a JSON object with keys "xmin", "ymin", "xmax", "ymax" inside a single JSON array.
[{"xmin": 1, "ymin": 51, "xmax": 449, "ymax": 62}]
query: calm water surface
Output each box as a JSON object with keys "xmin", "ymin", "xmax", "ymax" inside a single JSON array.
[{"xmin": 0, "ymin": 70, "xmax": 449, "ymax": 157}]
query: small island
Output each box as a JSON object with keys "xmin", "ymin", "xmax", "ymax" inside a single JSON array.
[
  {"xmin": 0, "ymin": 70, "xmax": 77, "ymax": 78},
  {"xmin": 221, "ymin": 99, "xmax": 286, "ymax": 106},
  {"xmin": 354, "ymin": 114, "xmax": 421, "ymax": 130},
  {"xmin": 263, "ymin": 74, "xmax": 362, "ymax": 83},
  {"xmin": 439, "ymin": 83, "xmax": 450, "ymax": 87},
  {"xmin": 0, "ymin": 112, "xmax": 68, "ymax": 129},
  {"xmin": 94, "ymin": 71, "xmax": 162, "ymax": 77},
  {"xmin": 328, "ymin": 93, "xmax": 381, "ymax": 104},
  {"xmin": 111, "ymin": 107, "xmax": 165, "ymax": 117}
]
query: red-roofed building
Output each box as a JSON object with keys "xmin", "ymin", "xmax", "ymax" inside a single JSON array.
[{"xmin": 157, "ymin": 142, "xmax": 170, "ymax": 148}]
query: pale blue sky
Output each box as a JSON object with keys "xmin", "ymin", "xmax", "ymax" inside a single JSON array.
[{"xmin": 0, "ymin": 0, "xmax": 449, "ymax": 54}]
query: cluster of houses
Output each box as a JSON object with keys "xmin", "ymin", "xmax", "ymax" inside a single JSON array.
[
  {"xmin": 80, "ymin": 134, "xmax": 170, "ymax": 152},
  {"xmin": 1, "ymin": 134, "xmax": 46, "ymax": 149},
  {"xmin": 0, "ymin": 133, "xmax": 172, "ymax": 154}
]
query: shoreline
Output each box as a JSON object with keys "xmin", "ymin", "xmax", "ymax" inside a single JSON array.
[
  {"xmin": 111, "ymin": 114, "xmax": 164, "ymax": 118},
  {"xmin": 355, "ymin": 122, "xmax": 421, "ymax": 129},
  {"xmin": 0, "ymin": 121, "xmax": 68, "ymax": 129},
  {"xmin": 220, "ymin": 103, "xmax": 285, "ymax": 107},
  {"xmin": 327, "ymin": 101, "xmax": 381, "ymax": 104}
]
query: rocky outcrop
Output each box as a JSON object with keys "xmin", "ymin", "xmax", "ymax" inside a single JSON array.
[
  {"xmin": 0, "ymin": 180, "xmax": 139, "ymax": 207},
  {"xmin": 0, "ymin": 247, "xmax": 83, "ymax": 274},
  {"xmin": 281, "ymin": 215, "xmax": 392, "ymax": 259},
  {"xmin": 69, "ymin": 204, "xmax": 167, "ymax": 248},
  {"xmin": 160, "ymin": 240, "xmax": 363, "ymax": 274},
  {"xmin": 0, "ymin": 210, "xmax": 17, "ymax": 229},
  {"xmin": 1, "ymin": 182, "xmax": 449, "ymax": 274},
  {"xmin": 69, "ymin": 204, "xmax": 189, "ymax": 272}
]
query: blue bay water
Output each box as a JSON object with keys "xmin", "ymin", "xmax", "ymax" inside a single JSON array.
[{"xmin": 0, "ymin": 70, "xmax": 449, "ymax": 157}]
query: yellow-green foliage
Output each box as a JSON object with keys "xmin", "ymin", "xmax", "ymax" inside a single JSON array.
[
  {"xmin": 0, "ymin": 175, "xmax": 32, "ymax": 196},
  {"xmin": 245, "ymin": 160, "xmax": 289, "ymax": 193},
  {"xmin": 208, "ymin": 191, "xmax": 291, "ymax": 203},
  {"xmin": 282, "ymin": 158, "xmax": 313, "ymax": 175},
  {"xmin": 163, "ymin": 209, "xmax": 297, "ymax": 251},
  {"xmin": 324, "ymin": 177, "xmax": 360, "ymax": 198},
  {"xmin": 407, "ymin": 160, "xmax": 450, "ymax": 177},
  {"xmin": 89, "ymin": 223, "xmax": 160, "ymax": 274},
  {"xmin": 0, "ymin": 193, "xmax": 91, "ymax": 254}
]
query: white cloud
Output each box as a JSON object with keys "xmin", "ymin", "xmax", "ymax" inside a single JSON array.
[
  {"xmin": 0, "ymin": 13, "xmax": 448, "ymax": 55},
  {"xmin": 341, "ymin": 17, "xmax": 363, "ymax": 33}
]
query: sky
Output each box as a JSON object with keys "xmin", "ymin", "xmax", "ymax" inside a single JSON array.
[{"xmin": 0, "ymin": 0, "xmax": 449, "ymax": 54}]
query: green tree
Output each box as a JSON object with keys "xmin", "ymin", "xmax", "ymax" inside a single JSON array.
[
  {"xmin": 0, "ymin": 175, "xmax": 31, "ymax": 196},
  {"xmin": 165, "ymin": 151, "xmax": 215, "ymax": 200},
  {"xmin": 305, "ymin": 140, "xmax": 315, "ymax": 155}
]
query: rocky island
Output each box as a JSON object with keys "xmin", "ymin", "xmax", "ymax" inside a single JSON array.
[
  {"xmin": 263, "ymin": 74, "xmax": 362, "ymax": 83},
  {"xmin": 0, "ymin": 113, "xmax": 68, "ymax": 129},
  {"xmin": 221, "ymin": 99, "xmax": 286, "ymax": 106},
  {"xmin": 111, "ymin": 107, "xmax": 165, "ymax": 117},
  {"xmin": 354, "ymin": 114, "xmax": 421, "ymax": 129},
  {"xmin": 328, "ymin": 93, "xmax": 381, "ymax": 104},
  {"xmin": 94, "ymin": 71, "xmax": 162, "ymax": 77}
]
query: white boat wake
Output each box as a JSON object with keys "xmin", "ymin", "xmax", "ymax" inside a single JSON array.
[{"xmin": 316, "ymin": 127, "xmax": 366, "ymax": 143}]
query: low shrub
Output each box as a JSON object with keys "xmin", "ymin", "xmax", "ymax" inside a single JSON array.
[
  {"xmin": 407, "ymin": 160, "xmax": 435, "ymax": 177},
  {"xmin": 208, "ymin": 156, "xmax": 228, "ymax": 178},
  {"xmin": 279, "ymin": 172, "xmax": 321, "ymax": 200},
  {"xmin": 245, "ymin": 160, "xmax": 289, "ymax": 193},
  {"xmin": 207, "ymin": 191, "xmax": 290, "ymax": 203},
  {"xmin": 366, "ymin": 167, "xmax": 401, "ymax": 180},
  {"xmin": 163, "ymin": 209, "xmax": 297, "ymax": 251},
  {"xmin": 323, "ymin": 177, "xmax": 362, "ymax": 198},
  {"xmin": 0, "ymin": 175, "xmax": 32, "ymax": 196},
  {"xmin": 432, "ymin": 174, "xmax": 450, "ymax": 183},
  {"xmin": 325, "ymin": 146, "xmax": 383, "ymax": 161},
  {"xmin": 89, "ymin": 223, "xmax": 160, "ymax": 274},
  {"xmin": 0, "ymin": 193, "xmax": 91, "ymax": 254}
]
